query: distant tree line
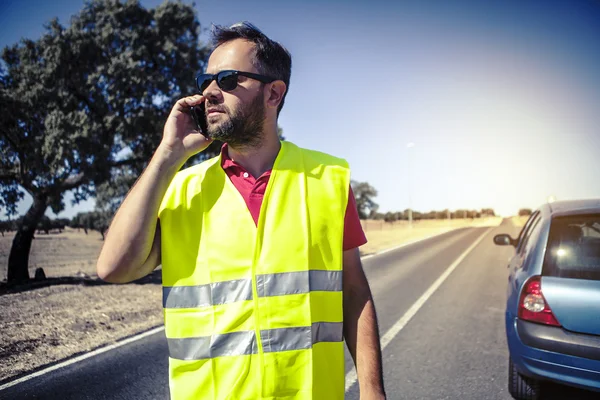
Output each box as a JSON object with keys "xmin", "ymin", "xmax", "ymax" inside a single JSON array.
[
  {"xmin": 369, "ymin": 208, "xmax": 495, "ymax": 223},
  {"xmin": 70, "ymin": 212, "xmax": 110, "ymax": 239},
  {"xmin": 518, "ymin": 208, "xmax": 533, "ymax": 217},
  {"xmin": 0, "ymin": 216, "xmax": 67, "ymax": 236},
  {"xmin": 351, "ymin": 180, "xmax": 496, "ymax": 222},
  {"xmin": 0, "ymin": 212, "xmax": 110, "ymax": 239}
]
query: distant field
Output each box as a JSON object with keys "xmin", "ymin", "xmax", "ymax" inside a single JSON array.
[
  {"xmin": 0, "ymin": 217, "xmax": 502, "ymax": 382},
  {"xmin": 0, "ymin": 228, "xmax": 103, "ymax": 280},
  {"xmin": 510, "ymin": 215, "xmax": 530, "ymax": 228}
]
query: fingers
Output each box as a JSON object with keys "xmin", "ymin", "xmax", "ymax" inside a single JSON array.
[{"xmin": 173, "ymin": 95, "xmax": 205, "ymax": 114}]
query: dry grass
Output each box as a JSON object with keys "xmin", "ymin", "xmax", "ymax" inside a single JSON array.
[
  {"xmin": 0, "ymin": 282, "xmax": 162, "ymax": 382},
  {"xmin": 0, "ymin": 228, "xmax": 103, "ymax": 280},
  {"xmin": 0, "ymin": 229, "xmax": 163, "ymax": 382},
  {"xmin": 510, "ymin": 215, "xmax": 530, "ymax": 229},
  {"xmin": 0, "ymin": 217, "xmax": 502, "ymax": 383}
]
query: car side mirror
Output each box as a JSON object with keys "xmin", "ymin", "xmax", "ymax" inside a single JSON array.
[{"xmin": 494, "ymin": 234, "xmax": 517, "ymax": 247}]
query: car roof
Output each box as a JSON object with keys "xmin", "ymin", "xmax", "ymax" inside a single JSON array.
[{"xmin": 547, "ymin": 199, "xmax": 600, "ymax": 217}]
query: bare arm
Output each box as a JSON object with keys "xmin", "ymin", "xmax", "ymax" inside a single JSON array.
[
  {"xmin": 96, "ymin": 94, "xmax": 212, "ymax": 283},
  {"xmin": 343, "ymin": 247, "xmax": 386, "ymax": 399}
]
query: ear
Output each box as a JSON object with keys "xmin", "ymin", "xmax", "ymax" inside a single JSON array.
[{"xmin": 265, "ymin": 81, "xmax": 287, "ymax": 111}]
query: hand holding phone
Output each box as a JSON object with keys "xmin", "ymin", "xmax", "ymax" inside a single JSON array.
[
  {"xmin": 160, "ymin": 95, "xmax": 213, "ymax": 162},
  {"xmin": 190, "ymin": 103, "xmax": 208, "ymax": 138}
]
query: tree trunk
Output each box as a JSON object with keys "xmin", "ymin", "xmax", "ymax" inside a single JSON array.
[{"xmin": 7, "ymin": 194, "xmax": 48, "ymax": 284}]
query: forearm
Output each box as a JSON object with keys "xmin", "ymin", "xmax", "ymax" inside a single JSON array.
[
  {"xmin": 344, "ymin": 284, "xmax": 386, "ymax": 398},
  {"xmin": 97, "ymin": 145, "xmax": 183, "ymax": 282}
]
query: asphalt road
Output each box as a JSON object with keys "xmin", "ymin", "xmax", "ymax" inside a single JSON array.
[{"xmin": 2, "ymin": 219, "xmax": 598, "ymax": 399}]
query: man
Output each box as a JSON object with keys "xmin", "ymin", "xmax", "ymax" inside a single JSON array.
[{"xmin": 97, "ymin": 22, "xmax": 385, "ymax": 400}]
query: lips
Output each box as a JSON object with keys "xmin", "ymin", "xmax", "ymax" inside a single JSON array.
[{"xmin": 206, "ymin": 108, "xmax": 225, "ymax": 116}]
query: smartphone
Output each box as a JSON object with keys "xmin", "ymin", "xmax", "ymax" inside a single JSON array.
[{"xmin": 190, "ymin": 104, "xmax": 208, "ymax": 137}]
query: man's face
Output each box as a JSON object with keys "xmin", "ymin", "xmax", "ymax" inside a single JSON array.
[{"xmin": 203, "ymin": 39, "xmax": 267, "ymax": 148}]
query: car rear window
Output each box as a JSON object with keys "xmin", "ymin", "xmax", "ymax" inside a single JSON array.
[{"xmin": 543, "ymin": 214, "xmax": 600, "ymax": 280}]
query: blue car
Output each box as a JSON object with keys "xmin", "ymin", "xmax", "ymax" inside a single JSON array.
[{"xmin": 494, "ymin": 199, "xmax": 600, "ymax": 400}]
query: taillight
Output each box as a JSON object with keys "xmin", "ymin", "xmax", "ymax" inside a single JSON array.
[{"xmin": 518, "ymin": 276, "xmax": 561, "ymax": 327}]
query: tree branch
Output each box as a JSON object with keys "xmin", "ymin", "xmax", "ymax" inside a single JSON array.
[
  {"xmin": 0, "ymin": 129, "xmax": 20, "ymax": 150},
  {"xmin": 110, "ymin": 157, "xmax": 146, "ymax": 168},
  {"xmin": 60, "ymin": 172, "xmax": 87, "ymax": 191},
  {"xmin": 0, "ymin": 172, "xmax": 18, "ymax": 182}
]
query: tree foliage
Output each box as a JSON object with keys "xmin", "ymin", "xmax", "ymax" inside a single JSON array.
[
  {"xmin": 518, "ymin": 208, "xmax": 533, "ymax": 217},
  {"xmin": 0, "ymin": 0, "xmax": 209, "ymax": 283},
  {"xmin": 70, "ymin": 211, "xmax": 110, "ymax": 239},
  {"xmin": 351, "ymin": 180, "xmax": 378, "ymax": 220},
  {"xmin": 0, "ymin": 218, "xmax": 18, "ymax": 236},
  {"xmin": 480, "ymin": 208, "xmax": 495, "ymax": 217},
  {"xmin": 368, "ymin": 207, "xmax": 495, "ymax": 221},
  {"xmin": 383, "ymin": 212, "xmax": 397, "ymax": 223},
  {"xmin": 37, "ymin": 216, "xmax": 69, "ymax": 234}
]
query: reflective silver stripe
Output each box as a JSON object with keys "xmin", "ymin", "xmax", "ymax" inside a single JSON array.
[
  {"xmin": 261, "ymin": 322, "xmax": 344, "ymax": 353},
  {"xmin": 312, "ymin": 321, "xmax": 344, "ymax": 344},
  {"xmin": 261, "ymin": 326, "xmax": 312, "ymax": 353},
  {"xmin": 310, "ymin": 270, "xmax": 343, "ymax": 292},
  {"xmin": 167, "ymin": 331, "xmax": 257, "ymax": 360},
  {"xmin": 256, "ymin": 270, "xmax": 342, "ymax": 297},
  {"xmin": 163, "ymin": 279, "xmax": 253, "ymax": 308},
  {"xmin": 168, "ymin": 322, "xmax": 343, "ymax": 359}
]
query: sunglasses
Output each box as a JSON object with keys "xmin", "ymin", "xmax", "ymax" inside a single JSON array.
[{"xmin": 195, "ymin": 70, "xmax": 277, "ymax": 94}]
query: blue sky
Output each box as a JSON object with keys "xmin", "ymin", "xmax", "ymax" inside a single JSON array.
[{"xmin": 1, "ymin": 0, "xmax": 600, "ymax": 218}]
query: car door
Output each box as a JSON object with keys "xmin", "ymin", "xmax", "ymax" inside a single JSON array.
[
  {"xmin": 508, "ymin": 211, "xmax": 541, "ymax": 271},
  {"xmin": 507, "ymin": 212, "xmax": 543, "ymax": 315}
]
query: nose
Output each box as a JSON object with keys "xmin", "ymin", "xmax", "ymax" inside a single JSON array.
[{"xmin": 203, "ymin": 79, "xmax": 223, "ymax": 104}]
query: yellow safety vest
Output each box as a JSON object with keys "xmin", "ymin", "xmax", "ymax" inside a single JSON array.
[{"xmin": 158, "ymin": 140, "xmax": 350, "ymax": 400}]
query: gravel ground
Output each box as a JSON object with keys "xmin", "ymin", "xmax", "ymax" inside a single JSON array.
[{"xmin": 0, "ymin": 278, "xmax": 162, "ymax": 382}]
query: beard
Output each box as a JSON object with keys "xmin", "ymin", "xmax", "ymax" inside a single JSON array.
[{"xmin": 206, "ymin": 92, "xmax": 266, "ymax": 149}]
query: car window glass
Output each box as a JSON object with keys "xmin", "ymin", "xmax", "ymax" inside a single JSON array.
[
  {"xmin": 517, "ymin": 212, "xmax": 540, "ymax": 254},
  {"xmin": 582, "ymin": 222, "xmax": 600, "ymax": 238},
  {"xmin": 516, "ymin": 211, "xmax": 539, "ymax": 250},
  {"xmin": 520, "ymin": 215, "xmax": 542, "ymax": 259},
  {"xmin": 543, "ymin": 214, "xmax": 600, "ymax": 280}
]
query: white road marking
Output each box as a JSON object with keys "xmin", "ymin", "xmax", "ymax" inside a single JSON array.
[
  {"xmin": 345, "ymin": 227, "xmax": 492, "ymax": 392},
  {"xmin": 0, "ymin": 326, "xmax": 165, "ymax": 391},
  {"xmin": 1, "ymin": 226, "xmax": 486, "ymax": 392}
]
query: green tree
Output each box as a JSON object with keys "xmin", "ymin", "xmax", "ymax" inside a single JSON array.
[
  {"xmin": 70, "ymin": 213, "xmax": 84, "ymax": 233},
  {"xmin": 0, "ymin": 219, "xmax": 13, "ymax": 236},
  {"xmin": 518, "ymin": 208, "xmax": 533, "ymax": 217},
  {"xmin": 351, "ymin": 181, "xmax": 378, "ymax": 220},
  {"xmin": 481, "ymin": 208, "xmax": 495, "ymax": 217},
  {"xmin": 454, "ymin": 209, "xmax": 468, "ymax": 219},
  {"xmin": 383, "ymin": 212, "xmax": 397, "ymax": 223},
  {"xmin": 76, "ymin": 211, "xmax": 110, "ymax": 239},
  {"xmin": 0, "ymin": 0, "xmax": 209, "ymax": 283}
]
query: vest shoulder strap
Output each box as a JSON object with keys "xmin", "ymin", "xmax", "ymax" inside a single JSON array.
[{"xmin": 158, "ymin": 154, "xmax": 221, "ymax": 217}]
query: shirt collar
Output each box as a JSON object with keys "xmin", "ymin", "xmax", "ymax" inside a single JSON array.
[
  {"xmin": 219, "ymin": 142, "xmax": 274, "ymax": 179},
  {"xmin": 220, "ymin": 143, "xmax": 239, "ymax": 170}
]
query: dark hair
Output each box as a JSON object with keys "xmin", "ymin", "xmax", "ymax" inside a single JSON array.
[{"xmin": 210, "ymin": 22, "xmax": 292, "ymax": 116}]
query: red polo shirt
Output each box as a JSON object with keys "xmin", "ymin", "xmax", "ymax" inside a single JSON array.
[{"xmin": 221, "ymin": 145, "xmax": 367, "ymax": 251}]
